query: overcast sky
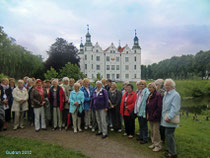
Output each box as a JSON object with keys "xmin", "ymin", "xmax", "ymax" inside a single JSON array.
[{"xmin": 0, "ymin": 0, "xmax": 210, "ymax": 65}]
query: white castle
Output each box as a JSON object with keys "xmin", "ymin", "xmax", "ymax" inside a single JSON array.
[{"xmin": 79, "ymin": 25, "xmax": 141, "ymax": 82}]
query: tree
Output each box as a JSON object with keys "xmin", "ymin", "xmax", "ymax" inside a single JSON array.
[
  {"xmin": 44, "ymin": 67, "xmax": 58, "ymax": 80},
  {"xmin": 45, "ymin": 38, "xmax": 80, "ymax": 72},
  {"xmin": 58, "ymin": 62, "xmax": 85, "ymax": 81}
]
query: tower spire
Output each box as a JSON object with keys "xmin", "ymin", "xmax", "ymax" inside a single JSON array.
[
  {"xmin": 132, "ymin": 29, "xmax": 140, "ymax": 50},
  {"xmin": 87, "ymin": 24, "xmax": 89, "ymax": 33}
]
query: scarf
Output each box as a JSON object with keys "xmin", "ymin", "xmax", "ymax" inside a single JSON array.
[{"xmin": 36, "ymin": 86, "xmax": 43, "ymax": 101}]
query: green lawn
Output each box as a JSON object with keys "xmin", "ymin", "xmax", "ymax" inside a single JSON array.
[{"xmin": 0, "ymin": 136, "xmax": 89, "ymax": 158}]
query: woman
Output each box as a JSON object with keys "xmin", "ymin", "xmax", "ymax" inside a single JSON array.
[
  {"xmin": 120, "ymin": 84, "xmax": 137, "ymax": 138},
  {"xmin": 12, "ymin": 80, "xmax": 29, "ymax": 130},
  {"xmin": 80, "ymin": 78, "xmax": 93, "ymax": 130},
  {"xmin": 27, "ymin": 78, "xmax": 35, "ymax": 126},
  {"xmin": 134, "ymin": 80, "xmax": 150, "ymax": 144},
  {"xmin": 91, "ymin": 81, "xmax": 109, "ymax": 139},
  {"xmin": 146, "ymin": 82, "xmax": 162, "ymax": 152},
  {"xmin": 161, "ymin": 79, "xmax": 181, "ymax": 158},
  {"xmin": 49, "ymin": 79, "xmax": 65, "ymax": 131},
  {"xmin": 61, "ymin": 77, "xmax": 71, "ymax": 129},
  {"xmin": 44, "ymin": 80, "xmax": 51, "ymax": 126},
  {"xmin": 108, "ymin": 82, "xmax": 122, "ymax": 132},
  {"xmin": 0, "ymin": 88, "xmax": 5, "ymax": 131},
  {"xmin": 8, "ymin": 78, "xmax": 16, "ymax": 122},
  {"xmin": 31, "ymin": 79, "xmax": 47, "ymax": 132},
  {"xmin": 69, "ymin": 83, "xmax": 84, "ymax": 133},
  {"xmin": 121, "ymin": 81, "xmax": 129, "ymax": 95}
]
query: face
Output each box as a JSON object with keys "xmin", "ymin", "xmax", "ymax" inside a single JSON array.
[
  {"xmin": 37, "ymin": 82, "xmax": 42, "ymax": 88},
  {"xmin": 46, "ymin": 82, "xmax": 51, "ymax": 88},
  {"xmin": 139, "ymin": 83, "xmax": 146, "ymax": 90},
  {"xmin": 83, "ymin": 80, "xmax": 89, "ymax": 87},
  {"xmin": 10, "ymin": 81, "xmax": 15, "ymax": 87},
  {"xmin": 148, "ymin": 85, "xmax": 155, "ymax": 93},
  {"xmin": 53, "ymin": 81, "xmax": 58, "ymax": 87},
  {"xmin": 156, "ymin": 84, "xmax": 161, "ymax": 90},
  {"xmin": 69, "ymin": 80, "xmax": 74, "ymax": 86},
  {"xmin": 2, "ymin": 79, "xmax": 8, "ymax": 85},
  {"xmin": 96, "ymin": 83, "xmax": 102, "ymax": 89},
  {"xmin": 165, "ymin": 82, "xmax": 173, "ymax": 92},
  {"xmin": 63, "ymin": 80, "xmax": 69, "ymax": 85},
  {"xmin": 127, "ymin": 86, "xmax": 132, "ymax": 93},
  {"xmin": 111, "ymin": 83, "xmax": 116, "ymax": 90},
  {"xmin": 24, "ymin": 78, "xmax": 28, "ymax": 83},
  {"xmin": 102, "ymin": 80, "xmax": 106, "ymax": 85},
  {"xmin": 123, "ymin": 84, "xmax": 127, "ymax": 89},
  {"xmin": 106, "ymin": 81, "xmax": 111, "ymax": 86},
  {"xmin": 59, "ymin": 81, "xmax": 63, "ymax": 85},
  {"xmin": 18, "ymin": 82, "xmax": 24, "ymax": 88},
  {"xmin": 74, "ymin": 85, "xmax": 80, "ymax": 91}
]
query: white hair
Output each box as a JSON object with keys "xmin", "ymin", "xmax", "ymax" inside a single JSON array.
[
  {"xmin": 62, "ymin": 77, "xmax": 69, "ymax": 82},
  {"xmin": 155, "ymin": 79, "xmax": 164, "ymax": 86},
  {"xmin": 18, "ymin": 80, "xmax": 24, "ymax": 84},
  {"xmin": 96, "ymin": 80, "xmax": 102, "ymax": 85},
  {"xmin": 148, "ymin": 82, "xmax": 157, "ymax": 90},
  {"xmin": 52, "ymin": 79, "xmax": 59, "ymax": 83},
  {"xmin": 123, "ymin": 81, "xmax": 129, "ymax": 85},
  {"xmin": 164, "ymin": 79, "xmax": 176, "ymax": 88}
]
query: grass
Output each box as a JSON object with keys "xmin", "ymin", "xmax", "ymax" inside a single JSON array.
[{"xmin": 0, "ymin": 136, "xmax": 89, "ymax": 158}]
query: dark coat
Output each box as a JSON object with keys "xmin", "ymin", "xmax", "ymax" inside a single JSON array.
[
  {"xmin": 108, "ymin": 89, "xmax": 122, "ymax": 108},
  {"xmin": 5, "ymin": 86, "xmax": 15, "ymax": 108},
  {"xmin": 146, "ymin": 91, "xmax": 162, "ymax": 121},
  {"xmin": 49, "ymin": 86, "xmax": 65, "ymax": 111},
  {"xmin": 31, "ymin": 88, "xmax": 48, "ymax": 108},
  {"xmin": 91, "ymin": 89, "xmax": 109, "ymax": 110}
]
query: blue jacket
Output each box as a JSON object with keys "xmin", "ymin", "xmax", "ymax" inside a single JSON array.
[
  {"xmin": 161, "ymin": 89, "xmax": 181, "ymax": 128},
  {"xmin": 69, "ymin": 90, "xmax": 84, "ymax": 114},
  {"xmin": 134, "ymin": 88, "xmax": 150, "ymax": 118},
  {"xmin": 80, "ymin": 86, "xmax": 93, "ymax": 110}
]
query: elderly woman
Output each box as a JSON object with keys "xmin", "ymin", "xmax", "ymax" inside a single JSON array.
[
  {"xmin": 49, "ymin": 79, "xmax": 65, "ymax": 131},
  {"xmin": 146, "ymin": 82, "xmax": 162, "ymax": 152},
  {"xmin": 134, "ymin": 80, "xmax": 150, "ymax": 144},
  {"xmin": 31, "ymin": 79, "xmax": 47, "ymax": 132},
  {"xmin": 120, "ymin": 84, "xmax": 137, "ymax": 138},
  {"xmin": 161, "ymin": 79, "xmax": 181, "ymax": 158},
  {"xmin": 108, "ymin": 82, "xmax": 122, "ymax": 132},
  {"xmin": 80, "ymin": 78, "xmax": 93, "ymax": 130},
  {"xmin": 91, "ymin": 81, "xmax": 109, "ymax": 139},
  {"xmin": 69, "ymin": 83, "xmax": 84, "ymax": 133},
  {"xmin": 121, "ymin": 81, "xmax": 129, "ymax": 95},
  {"xmin": 0, "ymin": 88, "xmax": 5, "ymax": 131},
  {"xmin": 12, "ymin": 80, "xmax": 29, "ymax": 130},
  {"xmin": 61, "ymin": 77, "xmax": 71, "ymax": 129}
]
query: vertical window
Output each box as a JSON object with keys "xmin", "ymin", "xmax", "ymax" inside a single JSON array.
[
  {"xmin": 85, "ymin": 64, "xmax": 87, "ymax": 69},
  {"xmin": 134, "ymin": 56, "xmax": 136, "ymax": 61},
  {"xmin": 92, "ymin": 64, "xmax": 93, "ymax": 69},
  {"xmin": 96, "ymin": 56, "xmax": 100, "ymax": 61},
  {"xmin": 91, "ymin": 55, "xmax": 93, "ymax": 60},
  {"xmin": 116, "ymin": 74, "xmax": 120, "ymax": 79},
  {"xmin": 125, "ymin": 65, "xmax": 129, "ymax": 70},
  {"xmin": 106, "ymin": 56, "xmax": 110, "ymax": 61},
  {"xmin": 107, "ymin": 74, "xmax": 110, "ymax": 79},
  {"xmin": 125, "ymin": 57, "xmax": 129, "ymax": 62},
  {"xmin": 85, "ymin": 55, "xmax": 87, "ymax": 60},
  {"xmin": 111, "ymin": 65, "xmax": 115, "ymax": 70},
  {"xmin": 112, "ymin": 74, "xmax": 115, "ymax": 79},
  {"xmin": 107, "ymin": 65, "xmax": 110, "ymax": 70},
  {"xmin": 134, "ymin": 65, "xmax": 136, "ymax": 70},
  {"xmin": 125, "ymin": 74, "xmax": 129, "ymax": 79},
  {"xmin": 96, "ymin": 65, "xmax": 100, "ymax": 70},
  {"xmin": 116, "ymin": 65, "xmax": 120, "ymax": 70}
]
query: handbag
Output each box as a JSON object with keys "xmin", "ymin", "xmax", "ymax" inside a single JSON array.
[{"xmin": 165, "ymin": 113, "xmax": 180, "ymax": 124}]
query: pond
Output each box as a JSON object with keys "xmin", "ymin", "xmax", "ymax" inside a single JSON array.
[{"xmin": 181, "ymin": 97, "xmax": 210, "ymax": 114}]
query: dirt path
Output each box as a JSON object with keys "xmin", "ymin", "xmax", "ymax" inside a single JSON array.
[{"xmin": 1, "ymin": 123, "xmax": 153, "ymax": 158}]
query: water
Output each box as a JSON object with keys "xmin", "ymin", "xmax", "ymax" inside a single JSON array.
[{"xmin": 181, "ymin": 97, "xmax": 210, "ymax": 114}]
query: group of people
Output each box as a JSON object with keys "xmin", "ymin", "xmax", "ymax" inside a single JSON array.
[{"xmin": 0, "ymin": 76, "xmax": 181, "ymax": 158}]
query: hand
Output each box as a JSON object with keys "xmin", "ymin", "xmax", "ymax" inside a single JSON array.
[
  {"xmin": 111, "ymin": 105, "xmax": 114, "ymax": 108},
  {"xmin": 165, "ymin": 116, "xmax": 170, "ymax": 123},
  {"xmin": 105, "ymin": 108, "xmax": 108, "ymax": 112},
  {"xmin": 20, "ymin": 99, "xmax": 25, "ymax": 104},
  {"xmin": 3, "ymin": 99, "xmax": 8, "ymax": 104},
  {"xmin": 125, "ymin": 106, "xmax": 128, "ymax": 109}
]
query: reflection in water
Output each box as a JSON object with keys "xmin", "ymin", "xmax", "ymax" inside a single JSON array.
[{"xmin": 181, "ymin": 97, "xmax": 210, "ymax": 114}]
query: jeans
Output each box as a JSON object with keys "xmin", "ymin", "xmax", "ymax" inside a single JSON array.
[
  {"xmin": 165, "ymin": 127, "xmax": 177, "ymax": 155},
  {"xmin": 34, "ymin": 107, "xmax": 46, "ymax": 130},
  {"xmin": 138, "ymin": 116, "xmax": 148, "ymax": 141}
]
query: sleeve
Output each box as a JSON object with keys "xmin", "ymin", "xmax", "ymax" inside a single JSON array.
[
  {"xmin": 31, "ymin": 90, "xmax": 40, "ymax": 105},
  {"xmin": 167, "ymin": 93, "xmax": 181, "ymax": 120},
  {"xmin": 12, "ymin": 89, "xmax": 22, "ymax": 102},
  {"xmin": 153, "ymin": 94, "xmax": 162, "ymax": 119},
  {"xmin": 104, "ymin": 90, "xmax": 109, "ymax": 109},
  {"xmin": 59, "ymin": 88, "xmax": 65, "ymax": 110},
  {"xmin": 115, "ymin": 91, "xmax": 122, "ymax": 106},
  {"xmin": 126, "ymin": 93, "xmax": 137, "ymax": 112},
  {"xmin": 80, "ymin": 92, "xmax": 85, "ymax": 105},
  {"xmin": 69, "ymin": 91, "xmax": 74, "ymax": 105}
]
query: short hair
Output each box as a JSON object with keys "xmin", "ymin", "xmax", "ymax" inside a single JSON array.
[
  {"xmin": 74, "ymin": 83, "xmax": 81, "ymax": 88},
  {"xmin": 127, "ymin": 84, "xmax": 134, "ymax": 90},
  {"xmin": 18, "ymin": 80, "xmax": 24, "ymax": 84},
  {"xmin": 102, "ymin": 78, "xmax": 107, "ymax": 82},
  {"xmin": 137, "ymin": 80, "xmax": 146, "ymax": 87},
  {"xmin": 1, "ymin": 78, "xmax": 9, "ymax": 83},
  {"xmin": 69, "ymin": 78, "xmax": 75, "ymax": 82},
  {"xmin": 52, "ymin": 79, "xmax": 58, "ymax": 84},
  {"xmin": 164, "ymin": 79, "xmax": 176, "ymax": 88},
  {"xmin": 83, "ymin": 78, "xmax": 90, "ymax": 83},
  {"xmin": 155, "ymin": 79, "xmax": 164, "ymax": 86},
  {"xmin": 62, "ymin": 77, "xmax": 70, "ymax": 82},
  {"xmin": 106, "ymin": 79, "xmax": 112, "ymax": 83},
  {"xmin": 27, "ymin": 78, "xmax": 33, "ymax": 83},
  {"xmin": 111, "ymin": 82, "xmax": 117, "ymax": 88},
  {"xmin": 96, "ymin": 80, "xmax": 102, "ymax": 85},
  {"xmin": 9, "ymin": 78, "xmax": 15, "ymax": 83},
  {"xmin": 148, "ymin": 82, "xmax": 157, "ymax": 90},
  {"xmin": 123, "ymin": 81, "xmax": 129, "ymax": 85}
]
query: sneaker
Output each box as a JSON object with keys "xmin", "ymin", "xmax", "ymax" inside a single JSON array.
[
  {"xmin": 128, "ymin": 135, "xmax": 133, "ymax": 139},
  {"xmin": 102, "ymin": 135, "xmax": 108, "ymax": 139},
  {"xmin": 89, "ymin": 125, "xmax": 92, "ymax": 129},
  {"xmin": 20, "ymin": 126, "xmax": 25, "ymax": 129},
  {"xmin": 13, "ymin": 127, "xmax": 18, "ymax": 130},
  {"xmin": 149, "ymin": 144, "xmax": 155, "ymax": 149},
  {"xmin": 140, "ymin": 140, "xmax": 148, "ymax": 144},
  {"xmin": 123, "ymin": 133, "xmax": 127, "ymax": 136},
  {"xmin": 91, "ymin": 128, "xmax": 95, "ymax": 132},
  {"xmin": 78, "ymin": 128, "xmax": 82, "ymax": 132},
  {"xmin": 84, "ymin": 126, "xmax": 88, "ymax": 130},
  {"xmin": 153, "ymin": 146, "xmax": 162, "ymax": 152},
  {"xmin": 118, "ymin": 129, "xmax": 122, "ymax": 133},
  {"xmin": 74, "ymin": 129, "xmax": 77, "ymax": 133},
  {"xmin": 96, "ymin": 132, "xmax": 102, "ymax": 136},
  {"xmin": 110, "ymin": 128, "xmax": 114, "ymax": 131},
  {"xmin": 52, "ymin": 127, "xmax": 56, "ymax": 131}
]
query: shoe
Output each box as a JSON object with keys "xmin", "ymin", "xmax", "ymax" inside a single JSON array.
[
  {"xmin": 118, "ymin": 129, "xmax": 122, "ymax": 133},
  {"xmin": 89, "ymin": 125, "xmax": 92, "ymax": 129},
  {"xmin": 96, "ymin": 132, "xmax": 102, "ymax": 136},
  {"xmin": 42, "ymin": 128, "xmax": 47, "ymax": 130},
  {"xmin": 74, "ymin": 129, "xmax": 77, "ymax": 133},
  {"xmin": 3, "ymin": 128, "xmax": 7, "ymax": 131},
  {"xmin": 59, "ymin": 128, "xmax": 62, "ymax": 131},
  {"xmin": 153, "ymin": 146, "xmax": 162, "ymax": 152},
  {"xmin": 84, "ymin": 126, "xmax": 88, "ymax": 130},
  {"xmin": 52, "ymin": 127, "xmax": 57, "ymax": 131},
  {"xmin": 136, "ymin": 137, "xmax": 142, "ymax": 141},
  {"xmin": 110, "ymin": 128, "xmax": 114, "ymax": 131},
  {"xmin": 123, "ymin": 133, "xmax": 127, "ymax": 136},
  {"xmin": 140, "ymin": 140, "xmax": 148, "ymax": 144},
  {"xmin": 136, "ymin": 132, "xmax": 140, "ymax": 136},
  {"xmin": 149, "ymin": 144, "xmax": 155, "ymax": 149},
  {"xmin": 102, "ymin": 135, "xmax": 108, "ymax": 139},
  {"xmin": 20, "ymin": 126, "xmax": 25, "ymax": 129},
  {"xmin": 128, "ymin": 135, "xmax": 133, "ymax": 139},
  {"xmin": 13, "ymin": 127, "xmax": 18, "ymax": 130},
  {"xmin": 35, "ymin": 129, "xmax": 40, "ymax": 132},
  {"xmin": 91, "ymin": 128, "xmax": 95, "ymax": 132},
  {"xmin": 165, "ymin": 153, "xmax": 177, "ymax": 158},
  {"xmin": 78, "ymin": 129, "xmax": 82, "ymax": 132}
]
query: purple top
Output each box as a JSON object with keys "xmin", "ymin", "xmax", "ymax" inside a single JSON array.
[{"xmin": 91, "ymin": 89, "xmax": 109, "ymax": 110}]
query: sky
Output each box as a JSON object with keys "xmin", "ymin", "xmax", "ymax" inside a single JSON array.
[{"xmin": 0, "ymin": 0, "xmax": 210, "ymax": 65}]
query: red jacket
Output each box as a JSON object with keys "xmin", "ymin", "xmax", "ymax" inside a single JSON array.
[{"xmin": 120, "ymin": 91, "xmax": 137, "ymax": 116}]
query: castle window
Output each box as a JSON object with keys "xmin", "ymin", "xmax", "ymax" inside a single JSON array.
[
  {"xmin": 96, "ymin": 65, "xmax": 100, "ymax": 70},
  {"xmin": 116, "ymin": 65, "xmax": 120, "ymax": 70},
  {"xmin": 116, "ymin": 74, "xmax": 120, "ymax": 79},
  {"xmin": 106, "ymin": 56, "xmax": 110, "ymax": 61},
  {"xmin": 85, "ymin": 64, "xmax": 87, "ymax": 70},
  {"xmin": 92, "ymin": 64, "xmax": 93, "ymax": 69},
  {"xmin": 125, "ymin": 57, "xmax": 129, "ymax": 62},
  {"xmin": 91, "ymin": 55, "xmax": 93, "ymax": 60},
  {"xmin": 116, "ymin": 57, "xmax": 120, "ymax": 62},
  {"xmin": 125, "ymin": 74, "xmax": 129, "ymax": 79},
  {"xmin": 107, "ymin": 74, "xmax": 110, "ymax": 79},
  {"xmin": 134, "ymin": 56, "xmax": 136, "ymax": 61},
  {"xmin": 107, "ymin": 65, "xmax": 110, "ymax": 70},
  {"xmin": 111, "ymin": 65, "xmax": 115, "ymax": 70},
  {"xmin": 96, "ymin": 49, "xmax": 98, "ymax": 53},
  {"xmin": 85, "ymin": 55, "xmax": 87, "ymax": 60},
  {"xmin": 125, "ymin": 65, "xmax": 129, "ymax": 70},
  {"xmin": 134, "ymin": 65, "xmax": 136, "ymax": 70},
  {"xmin": 134, "ymin": 74, "xmax": 137, "ymax": 78},
  {"xmin": 112, "ymin": 74, "xmax": 115, "ymax": 79},
  {"xmin": 96, "ymin": 56, "xmax": 100, "ymax": 61}
]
